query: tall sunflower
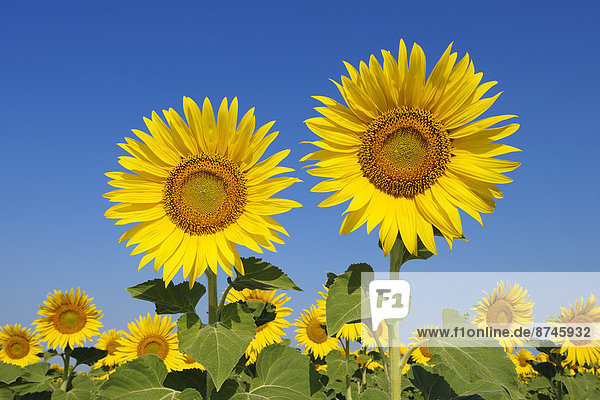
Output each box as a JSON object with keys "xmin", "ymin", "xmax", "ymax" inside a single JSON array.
[
  {"xmin": 409, "ymin": 326, "xmax": 439, "ymax": 365},
  {"xmin": 33, "ymin": 288, "xmax": 103, "ymax": 350},
  {"xmin": 509, "ymin": 349, "xmax": 537, "ymax": 377},
  {"xmin": 302, "ymin": 40, "xmax": 520, "ymax": 255},
  {"xmin": 94, "ymin": 329, "xmax": 125, "ymax": 368},
  {"xmin": 225, "ymin": 288, "xmax": 292, "ymax": 364},
  {"xmin": 294, "ymin": 305, "xmax": 341, "ymax": 359},
  {"xmin": 316, "ymin": 286, "xmax": 361, "ymax": 341},
  {"xmin": 116, "ymin": 313, "xmax": 185, "ymax": 372},
  {"xmin": 472, "ymin": 281, "xmax": 534, "ymax": 350},
  {"xmin": 0, "ymin": 324, "xmax": 42, "ymax": 366},
  {"xmin": 104, "ymin": 97, "xmax": 301, "ymax": 285},
  {"xmin": 549, "ymin": 294, "xmax": 600, "ymax": 366}
]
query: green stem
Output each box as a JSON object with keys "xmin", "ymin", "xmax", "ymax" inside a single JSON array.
[
  {"xmin": 60, "ymin": 347, "xmax": 71, "ymax": 391},
  {"xmin": 206, "ymin": 270, "xmax": 218, "ymax": 399},
  {"xmin": 373, "ymin": 334, "xmax": 390, "ymax": 380},
  {"xmin": 389, "ymin": 237, "xmax": 403, "ymax": 400},
  {"xmin": 207, "ymin": 270, "xmax": 218, "ymax": 324},
  {"xmin": 217, "ymin": 283, "xmax": 233, "ymax": 315},
  {"xmin": 554, "ymin": 352, "xmax": 564, "ymax": 400},
  {"xmin": 345, "ymin": 338, "xmax": 353, "ymax": 400}
]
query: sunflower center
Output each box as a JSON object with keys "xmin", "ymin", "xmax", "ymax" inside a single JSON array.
[
  {"xmin": 6, "ymin": 337, "xmax": 29, "ymax": 359},
  {"xmin": 163, "ymin": 154, "xmax": 247, "ymax": 235},
  {"xmin": 486, "ymin": 300, "xmax": 514, "ymax": 324},
  {"xmin": 106, "ymin": 340, "xmax": 118, "ymax": 356},
  {"xmin": 420, "ymin": 345, "xmax": 432, "ymax": 359},
  {"xmin": 517, "ymin": 353, "xmax": 530, "ymax": 368},
  {"xmin": 53, "ymin": 306, "xmax": 87, "ymax": 334},
  {"xmin": 306, "ymin": 320, "xmax": 328, "ymax": 344},
  {"xmin": 138, "ymin": 336, "xmax": 168, "ymax": 359},
  {"xmin": 358, "ymin": 106, "xmax": 451, "ymax": 198}
]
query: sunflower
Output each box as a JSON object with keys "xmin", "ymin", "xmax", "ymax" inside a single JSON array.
[
  {"xmin": 409, "ymin": 326, "xmax": 438, "ymax": 365},
  {"xmin": 472, "ymin": 281, "xmax": 534, "ymax": 351},
  {"xmin": 104, "ymin": 97, "xmax": 302, "ymax": 285},
  {"xmin": 360, "ymin": 321, "xmax": 389, "ymax": 350},
  {"xmin": 117, "ymin": 313, "xmax": 185, "ymax": 371},
  {"xmin": 0, "ymin": 324, "xmax": 42, "ymax": 366},
  {"xmin": 354, "ymin": 350, "xmax": 384, "ymax": 371},
  {"xmin": 94, "ymin": 329, "xmax": 125, "ymax": 368},
  {"xmin": 181, "ymin": 353, "xmax": 206, "ymax": 370},
  {"xmin": 509, "ymin": 349, "xmax": 536, "ymax": 377},
  {"xmin": 294, "ymin": 305, "xmax": 341, "ymax": 359},
  {"xmin": 550, "ymin": 294, "xmax": 600, "ymax": 367},
  {"xmin": 316, "ymin": 286, "xmax": 361, "ymax": 341},
  {"xmin": 225, "ymin": 288, "xmax": 292, "ymax": 364},
  {"xmin": 302, "ymin": 40, "xmax": 520, "ymax": 255},
  {"xmin": 33, "ymin": 288, "xmax": 103, "ymax": 350}
]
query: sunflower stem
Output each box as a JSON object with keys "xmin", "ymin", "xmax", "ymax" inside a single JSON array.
[
  {"xmin": 60, "ymin": 347, "xmax": 71, "ymax": 391},
  {"xmin": 389, "ymin": 237, "xmax": 403, "ymax": 400},
  {"xmin": 207, "ymin": 270, "xmax": 218, "ymax": 324},
  {"xmin": 345, "ymin": 338, "xmax": 353, "ymax": 400},
  {"xmin": 217, "ymin": 283, "xmax": 232, "ymax": 315}
]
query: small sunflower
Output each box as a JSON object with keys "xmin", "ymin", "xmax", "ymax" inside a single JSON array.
[
  {"xmin": 409, "ymin": 326, "xmax": 438, "ymax": 365},
  {"xmin": 33, "ymin": 288, "xmax": 103, "ymax": 350},
  {"xmin": 0, "ymin": 324, "xmax": 42, "ymax": 366},
  {"xmin": 360, "ymin": 321, "xmax": 389, "ymax": 350},
  {"xmin": 117, "ymin": 313, "xmax": 185, "ymax": 371},
  {"xmin": 316, "ymin": 286, "xmax": 361, "ymax": 341},
  {"xmin": 302, "ymin": 40, "xmax": 520, "ymax": 256},
  {"xmin": 354, "ymin": 350, "xmax": 384, "ymax": 371},
  {"xmin": 104, "ymin": 97, "xmax": 301, "ymax": 286},
  {"xmin": 509, "ymin": 349, "xmax": 536, "ymax": 377},
  {"xmin": 550, "ymin": 294, "xmax": 600, "ymax": 367},
  {"xmin": 94, "ymin": 329, "xmax": 125, "ymax": 368},
  {"xmin": 225, "ymin": 288, "xmax": 292, "ymax": 364},
  {"xmin": 294, "ymin": 305, "xmax": 341, "ymax": 359},
  {"xmin": 472, "ymin": 281, "xmax": 534, "ymax": 351},
  {"xmin": 181, "ymin": 353, "xmax": 206, "ymax": 370}
]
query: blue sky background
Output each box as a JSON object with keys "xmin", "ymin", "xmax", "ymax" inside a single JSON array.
[{"xmin": 1, "ymin": 1, "xmax": 598, "ymax": 343}]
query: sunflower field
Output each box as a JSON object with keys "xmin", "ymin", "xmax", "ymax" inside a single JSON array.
[{"xmin": 1, "ymin": 39, "xmax": 599, "ymax": 400}]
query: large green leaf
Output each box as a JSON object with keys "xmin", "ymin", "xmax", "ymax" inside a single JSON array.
[
  {"xmin": 230, "ymin": 257, "xmax": 301, "ymax": 291},
  {"xmin": 423, "ymin": 309, "xmax": 523, "ymax": 399},
  {"xmin": 557, "ymin": 373, "xmax": 600, "ymax": 399},
  {"xmin": 0, "ymin": 362, "xmax": 23, "ymax": 384},
  {"xmin": 177, "ymin": 303, "xmax": 255, "ymax": 391},
  {"xmin": 71, "ymin": 347, "xmax": 108, "ymax": 367},
  {"xmin": 231, "ymin": 343, "xmax": 324, "ymax": 399},
  {"xmin": 127, "ymin": 279, "xmax": 206, "ymax": 314},
  {"xmin": 12, "ymin": 362, "xmax": 53, "ymax": 395},
  {"xmin": 96, "ymin": 355, "xmax": 201, "ymax": 399},
  {"xmin": 326, "ymin": 263, "xmax": 373, "ymax": 335},
  {"xmin": 51, "ymin": 375, "xmax": 97, "ymax": 400},
  {"xmin": 325, "ymin": 350, "xmax": 358, "ymax": 384}
]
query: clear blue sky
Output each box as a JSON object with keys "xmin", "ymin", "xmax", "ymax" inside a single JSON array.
[{"xmin": 1, "ymin": 1, "xmax": 598, "ymax": 339}]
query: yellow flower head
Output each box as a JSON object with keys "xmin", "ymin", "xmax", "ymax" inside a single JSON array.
[
  {"xmin": 316, "ymin": 286, "xmax": 361, "ymax": 342},
  {"xmin": 294, "ymin": 305, "xmax": 341, "ymax": 359},
  {"xmin": 104, "ymin": 97, "xmax": 302, "ymax": 285},
  {"xmin": 409, "ymin": 326, "xmax": 439, "ymax": 365},
  {"xmin": 509, "ymin": 349, "xmax": 537, "ymax": 377},
  {"xmin": 0, "ymin": 324, "xmax": 42, "ymax": 366},
  {"xmin": 551, "ymin": 294, "xmax": 600, "ymax": 367},
  {"xmin": 33, "ymin": 288, "xmax": 103, "ymax": 350},
  {"xmin": 116, "ymin": 313, "xmax": 185, "ymax": 372},
  {"xmin": 302, "ymin": 40, "xmax": 520, "ymax": 255},
  {"xmin": 225, "ymin": 288, "xmax": 292, "ymax": 364},
  {"xmin": 360, "ymin": 321, "xmax": 389, "ymax": 350},
  {"xmin": 472, "ymin": 281, "xmax": 534, "ymax": 351},
  {"xmin": 94, "ymin": 329, "xmax": 125, "ymax": 368}
]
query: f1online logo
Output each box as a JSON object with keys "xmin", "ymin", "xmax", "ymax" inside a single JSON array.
[{"xmin": 369, "ymin": 280, "xmax": 410, "ymax": 328}]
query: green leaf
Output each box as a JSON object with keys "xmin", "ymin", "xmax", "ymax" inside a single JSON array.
[
  {"xmin": 231, "ymin": 257, "xmax": 301, "ymax": 291},
  {"xmin": 13, "ymin": 362, "xmax": 53, "ymax": 395},
  {"xmin": 326, "ymin": 263, "xmax": 373, "ymax": 335},
  {"xmin": 177, "ymin": 303, "xmax": 255, "ymax": 391},
  {"xmin": 557, "ymin": 373, "xmax": 600, "ymax": 399},
  {"xmin": 127, "ymin": 279, "xmax": 206, "ymax": 315},
  {"xmin": 96, "ymin": 355, "xmax": 202, "ymax": 399},
  {"xmin": 424, "ymin": 309, "xmax": 523, "ymax": 399},
  {"xmin": 231, "ymin": 343, "xmax": 324, "ymax": 399},
  {"xmin": 325, "ymin": 350, "xmax": 358, "ymax": 384},
  {"xmin": 358, "ymin": 388, "xmax": 390, "ymax": 400},
  {"xmin": 0, "ymin": 362, "xmax": 23, "ymax": 384},
  {"xmin": 51, "ymin": 375, "xmax": 96, "ymax": 400},
  {"xmin": 71, "ymin": 347, "xmax": 108, "ymax": 367},
  {"xmin": 42, "ymin": 350, "xmax": 58, "ymax": 361}
]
